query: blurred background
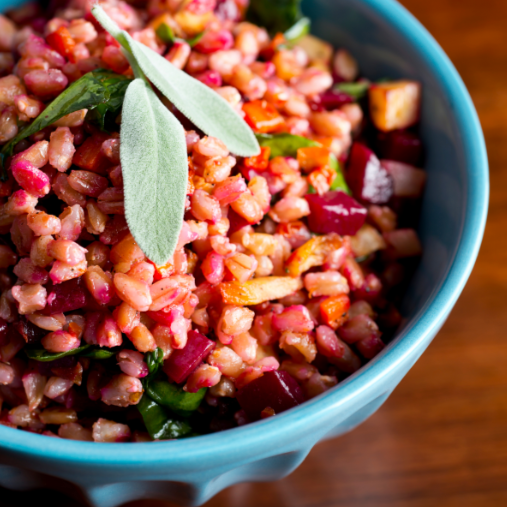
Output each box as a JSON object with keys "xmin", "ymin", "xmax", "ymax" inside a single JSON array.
[{"xmin": 3, "ymin": 0, "xmax": 505, "ymax": 505}]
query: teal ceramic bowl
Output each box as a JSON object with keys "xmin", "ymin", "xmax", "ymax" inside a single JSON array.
[{"xmin": 0, "ymin": 0, "xmax": 489, "ymax": 505}]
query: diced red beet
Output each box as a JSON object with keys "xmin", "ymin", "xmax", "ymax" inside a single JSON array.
[
  {"xmin": 228, "ymin": 207, "xmax": 250, "ymax": 234},
  {"xmin": 318, "ymin": 90, "xmax": 354, "ymax": 110},
  {"xmin": 376, "ymin": 130, "xmax": 423, "ymax": 166},
  {"xmin": 236, "ymin": 370, "xmax": 304, "ymax": 421},
  {"xmin": 14, "ymin": 317, "xmax": 47, "ymax": 344},
  {"xmin": 43, "ymin": 277, "xmax": 88, "ymax": 315},
  {"xmin": 163, "ymin": 330, "xmax": 215, "ymax": 384},
  {"xmin": 305, "ymin": 191, "xmax": 367, "ymax": 236},
  {"xmin": 346, "ymin": 143, "xmax": 393, "ymax": 204}
]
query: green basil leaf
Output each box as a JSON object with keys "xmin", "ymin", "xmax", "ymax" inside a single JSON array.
[
  {"xmin": 186, "ymin": 31, "xmax": 205, "ymax": 47},
  {"xmin": 92, "ymin": 6, "xmax": 259, "ymax": 158},
  {"xmin": 334, "ymin": 81, "xmax": 370, "ymax": 101},
  {"xmin": 1, "ymin": 69, "xmax": 131, "ymax": 161},
  {"xmin": 120, "ymin": 78, "xmax": 188, "ymax": 265},
  {"xmin": 146, "ymin": 380, "xmax": 206, "ymax": 417},
  {"xmin": 25, "ymin": 344, "xmax": 91, "ymax": 362},
  {"xmin": 255, "ymin": 133, "xmax": 319, "ymax": 158},
  {"xmin": 155, "ymin": 22, "xmax": 175, "ymax": 44},
  {"xmin": 138, "ymin": 395, "xmax": 192, "ymax": 440},
  {"xmin": 329, "ymin": 153, "xmax": 351, "ymax": 194},
  {"xmin": 247, "ymin": 0, "xmax": 303, "ymax": 34},
  {"xmin": 284, "ymin": 17, "xmax": 311, "ymax": 43}
]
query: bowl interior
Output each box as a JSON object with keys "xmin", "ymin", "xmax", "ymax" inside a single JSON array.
[{"xmin": 0, "ymin": 0, "xmax": 488, "ymax": 469}]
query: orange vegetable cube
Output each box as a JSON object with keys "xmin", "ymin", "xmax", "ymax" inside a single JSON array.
[
  {"xmin": 297, "ymin": 146, "xmax": 330, "ymax": 171},
  {"xmin": 219, "ymin": 276, "xmax": 303, "ymax": 306},
  {"xmin": 285, "ymin": 234, "xmax": 343, "ymax": 277},
  {"xmin": 369, "ymin": 80, "xmax": 421, "ymax": 132},
  {"xmin": 46, "ymin": 26, "xmax": 76, "ymax": 62},
  {"xmin": 242, "ymin": 100, "xmax": 285, "ymax": 134},
  {"xmin": 244, "ymin": 146, "xmax": 271, "ymax": 171},
  {"xmin": 320, "ymin": 294, "xmax": 350, "ymax": 330}
]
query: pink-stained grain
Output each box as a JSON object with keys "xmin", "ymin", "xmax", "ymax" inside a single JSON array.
[
  {"xmin": 58, "ymin": 204, "xmax": 85, "ymax": 241},
  {"xmin": 27, "ymin": 210, "xmax": 61, "ymax": 236},
  {"xmin": 44, "ymin": 376, "xmax": 73, "ymax": 400},
  {"xmin": 165, "ymin": 40, "xmax": 191, "ymax": 69},
  {"xmin": 201, "ymin": 251, "xmax": 225, "ymax": 284},
  {"xmin": 85, "ymin": 200, "xmax": 108, "ymax": 235},
  {"xmin": 84, "ymin": 265, "xmax": 114, "ymax": 305},
  {"xmin": 207, "ymin": 343, "xmax": 245, "ymax": 378},
  {"xmin": 279, "ymin": 330, "xmax": 317, "ymax": 363},
  {"xmin": 52, "ymin": 174, "xmax": 87, "ymax": 208},
  {"xmin": 24, "ymin": 69, "xmax": 68, "ymax": 98},
  {"xmin": 128, "ymin": 323, "xmax": 157, "ymax": 353},
  {"xmin": 10, "ymin": 214, "xmax": 34, "ymax": 255},
  {"xmin": 48, "ymin": 127, "xmax": 75, "ymax": 172},
  {"xmin": 30, "ymin": 235, "xmax": 54, "ymax": 268},
  {"xmin": 272, "ymin": 305, "xmax": 314, "ymax": 334},
  {"xmin": 27, "ymin": 312, "xmax": 66, "ymax": 331},
  {"xmin": 85, "ymin": 241, "xmax": 109, "ymax": 268},
  {"xmin": 304, "ymin": 271, "xmax": 350, "ymax": 297},
  {"xmin": 117, "ymin": 350, "xmax": 148, "ymax": 378},
  {"xmin": 22, "ymin": 371, "xmax": 46, "ymax": 410},
  {"xmin": 14, "ymin": 94, "xmax": 44, "ymax": 120},
  {"xmin": 191, "ymin": 189, "xmax": 221, "ymax": 223},
  {"xmin": 5, "ymin": 190, "xmax": 38, "ymax": 216},
  {"xmin": 92, "ymin": 417, "xmax": 131, "ymax": 442},
  {"xmin": 97, "ymin": 314, "xmax": 123, "ymax": 348},
  {"xmin": 40, "ymin": 407, "xmax": 78, "ymax": 425},
  {"xmin": 114, "ymin": 301, "xmax": 141, "ymax": 335},
  {"xmin": 0, "ymin": 361, "xmax": 15, "ymax": 385},
  {"xmin": 49, "ymin": 258, "xmax": 87, "ymax": 284},
  {"xmin": 58, "ymin": 422, "xmax": 93, "ymax": 441},
  {"xmin": 48, "ymin": 239, "xmax": 87, "ymax": 266},
  {"xmin": 11, "ymin": 283, "xmax": 47, "ymax": 314},
  {"xmin": 113, "ymin": 273, "xmax": 152, "ymax": 312},
  {"xmin": 11, "ymin": 160, "xmax": 50, "ymax": 197},
  {"xmin": 0, "ymin": 75, "xmax": 26, "ymax": 105},
  {"xmin": 101, "ymin": 373, "xmax": 143, "ymax": 407},
  {"xmin": 13, "ymin": 258, "xmax": 48, "ymax": 285},
  {"xmin": 230, "ymin": 331, "xmax": 257, "ymax": 364},
  {"xmin": 269, "ymin": 196, "xmax": 310, "ymax": 223},
  {"xmin": 41, "ymin": 330, "xmax": 80, "ymax": 353},
  {"xmin": 185, "ymin": 364, "xmax": 221, "ymax": 393}
]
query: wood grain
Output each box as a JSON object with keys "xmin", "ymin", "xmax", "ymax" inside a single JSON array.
[{"xmin": 2, "ymin": 0, "xmax": 504, "ymax": 505}]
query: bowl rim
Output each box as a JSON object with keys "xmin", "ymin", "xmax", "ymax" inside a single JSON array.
[{"xmin": 0, "ymin": 0, "xmax": 489, "ymax": 467}]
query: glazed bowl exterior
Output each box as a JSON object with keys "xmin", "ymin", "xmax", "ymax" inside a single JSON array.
[{"xmin": 0, "ymin": 0, "xmax": 489, "ymax": 506}]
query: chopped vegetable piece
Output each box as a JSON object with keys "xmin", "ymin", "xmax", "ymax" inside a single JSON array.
[
  {"xmin": 219, "ymin": 277, "xmax": 303, "ymax": 305},
  {"xmin": 243, "ymin": 100, "xmax": 285, "ymax": 134}
]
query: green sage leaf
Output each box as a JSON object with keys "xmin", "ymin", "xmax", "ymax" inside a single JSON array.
[
  {"xmin": 121, "ymin": 78, "xmax": 188, "ymax": 265},
  {"xmin": 247, "ymin": 0, "xmax": 303, "ymax": 35},
  {"xmin": 138, "ymin": 395, "xmax": 192, "ymax": 440},
  {"xmin": 284, "ymin": 17, "xmax": 311, "ymax": 43},
  {"xmin": 81, "ymin": 348, "xmax": 118, "ymax": 360},
  {"xmin": 1, "ymin": 69, "xmax": 130, "ymax": 161},
  {"xmin": 146, "ymin": 347, "xmax": 164, "ymax": 376},
  {"xmin": 255, "ymin": 133, "xmax": 319, "ymax": 158},
  {"xmin": 146, "ymin": 380, "xmax": 206, "ymax": 417},
  {"xmin": 92, "ymin": 6, "xmax": 259, "ymax": 157},
  {"xmin": 334, "ymin": 81, "xmax": 370, "ymax": 101}
]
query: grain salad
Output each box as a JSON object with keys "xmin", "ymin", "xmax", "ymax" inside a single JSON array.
[{"xmin": 0, "ymin": 0, "xmax": 425, "ymax": 442}]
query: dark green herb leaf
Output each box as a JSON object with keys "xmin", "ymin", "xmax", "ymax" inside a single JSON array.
[
  {"xmin": 186, "ymin": 31, "xmax": 205, "ymax": 47},
  {"xmin": 247, "ymin": 0, "xmax": 303, "ymax": 34},
  {"xmin": 255, "ymin": 133, "xmax": 319, "ymax": 158},
  {"xmin": 146, "ymin": 380, "xmax": 206, "ymax": 417},
  {"xmin": 1, "ymin": 69, "xmax": 131, "ymax": 161},
  {"xmin": 81, "ymin": 348, "xmax": 118, "ymax": 360},
  {"xmin": 25, "ymin": 344, "xmax": 91, "ymax": 362},
  {"xmin": 329, "ymin": 153, "xmax": 351, "ymax": 194},
  {"xmin": 120, "ymin": 78, "xmax": 188, "ymax": 265},
  {"xmin": 334, "ymin": 81, "xmax": 370, "ymax": 101},
  {"xmin": 284, "ymin": 17, "xmax": 311, "ymax": 43},
  {"xmin": 155, "ymin": 22, "xmax": 175, "ymax": 44},
  {"xmin": 146, "ymin": 347, "xmax": 164, "ymax": 376},
  {"xmin": 138, "ymin": 395, "xmax": 192, "ymax": 440}
]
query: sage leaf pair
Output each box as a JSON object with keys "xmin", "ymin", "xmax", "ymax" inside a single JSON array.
[{"xmin": 92, "ymin": 6, "xmax": 259, "ymax": 265}]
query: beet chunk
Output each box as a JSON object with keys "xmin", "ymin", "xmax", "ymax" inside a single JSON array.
[
  {"xmin": 163, "ymin": 330, "xmax": 215, "ymax": 384},
  {"xmin": 43, "ymin": 277, "xmax": 88, "ymax": 315},
  {"xmin": 376, "ymin": 130, "xmax": 423, "ymax": 166},
  {"xmin": 346, "ymin": 142, "xmax": 393, "ymax": 204},
  {"xmin": 305, "ymin": 190, "xmax": 367, "ymax": 236},
  {"xmin": 236, "ymin": 370, "xmax": 305, "ymax": 421}
]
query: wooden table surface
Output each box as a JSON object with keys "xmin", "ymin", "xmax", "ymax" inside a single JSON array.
[{"xmin": 3, "ymin": 0, "xmax": 505, "ymax": 505}]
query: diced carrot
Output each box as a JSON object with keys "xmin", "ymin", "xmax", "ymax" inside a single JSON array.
[
  {"xmin": 368, "ymin": 80, "xmax": 421, "ymax": 132},
  {"xmin": 46, "ymin": 26, "xmax": 76, "ymax": 63},
  {"xmin": 320, "ymin": 294, "xmax": 350, "ymax": 330},
  {"xmin": 244, "ymin": 146, "xmax": 271, "ymax": 171},
  {"xmin": 297, "ymin": 146, "xmax": 330, "ymax": 171},
  {"xmin": 242, "ymin": 100, "xmax": 285, "ymax": 134},
  {"xmin": 286, "ymin": 234, "xmax": 343, "ymax": 277},
  {"xmin": 73, "ymin": 135, "xmax": 110, "ymax": 174},
  {"xmin": 219, "ymin": 276, "xmax": 303, "ymax": 306}
]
